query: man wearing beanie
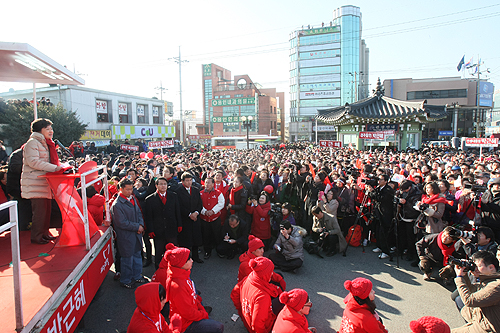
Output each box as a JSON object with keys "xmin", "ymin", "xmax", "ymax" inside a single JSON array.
[
  {"xmin": 409, "ymin": 316, "xmax": 450, "ymax": 333},
  {"xmin": 272, "ymin": 289, "xmax": 315, "ymax": 333},
  {"xmin": 163, "ymin": 244, "xmax": 224, "ymax": 333},
  {"xmin": 339, "ymin": 277, "xmax": 387, "ymax": 333},
  {"xmin": 236, "ymin": 257, "xmax": 281, "ymax": 333}
]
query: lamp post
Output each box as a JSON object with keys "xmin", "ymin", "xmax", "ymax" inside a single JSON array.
[{"xmin": 241, "ymin": 116, "xmax": 253, "ymax": 149}]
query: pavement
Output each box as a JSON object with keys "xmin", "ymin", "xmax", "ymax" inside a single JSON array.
[{"xmin": 77, "ymin": 243, "xmax": 464, "ymax": 333}]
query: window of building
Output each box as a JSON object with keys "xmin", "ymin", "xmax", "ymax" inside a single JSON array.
[
  {"xmin": 96, "ymin": 99, "xmax": 111, "ymax": 123},
  {"xmin": 407, "ymin": 89, "xmax": 467, "ymax": 100},
  {"xmin": 118, "ymin": 102, "xmax": 131, "ymax": 124},
  {"xmin": 299, "ymin": 65, "xmax": 340, "ymax": 76},
  {"xmin": 299, "ymin": 33, "xmax": 340, "ymax": 46},
  {"xmin": 299, "ymin": 98, "xmax": 340, "ymax": 107},
  {"xmin": 299, "ymin": 49, "xmax": 340, "ymax": 60},
  {"xmin": 223, "ymin": 106, "xmax": 240, "ymax": 132},
  {"xmin": 153, "ymin": 105, "xmax": 162, "ymax": 124},
  {"xmin": 137, "ymin": 104, "xmax": 148, "ymax": 124},
  {"xmin": 234, "ymin": 94, "xmax": 243, "ymax": 98}
]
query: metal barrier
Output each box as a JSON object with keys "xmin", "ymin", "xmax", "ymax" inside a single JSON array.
[
  {"xmin": 0, "ymin": 201, "xmax": 23, "ymax": 332},
  {"xmin": 79, "ymin": 165, "xmax": 110, "ymax": 251}
]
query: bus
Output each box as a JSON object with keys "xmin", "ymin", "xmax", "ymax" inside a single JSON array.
[{"xmin": 211, "ymin": 136, "xmax": 279, "ymax": 149}]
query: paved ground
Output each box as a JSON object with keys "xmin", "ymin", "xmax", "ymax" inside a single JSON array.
[{"xmin": 77, "ymin": 243, "xmax": 464, "ymax": 332}]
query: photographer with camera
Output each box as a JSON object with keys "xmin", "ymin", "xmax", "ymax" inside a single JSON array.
[
  {"xmin": 459, "ymin": 226, "xmax": 498, "ymax": 259},
  {"xmin": 480, "ymin": 177, "xmax": 500, "ymax": 242},
  {"xmin": 452, "ymin": 250, "xmax": 500, "ymax": 333},
  {"xmin": 415, "ymin": 182, "xmax": 447, "ymax": 234},
  {"xmin": 269, "ymin": 220, "xmax": 305, "ymax": 273},
  {"xmin": 397, "ymin": 180, "xmax": 422, "ymax": 262},
  {"xmin": 366, "ymin": 174, "xmax": 395, "ymax": 260},
  {"xmin": 311, "ymin": 205, "xmax": 347, "ymax": 257}
]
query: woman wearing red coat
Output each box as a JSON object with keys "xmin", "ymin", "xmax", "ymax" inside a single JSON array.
[
  {"xmin": 272, "ymin": 289, "xmax": 315, "ymax": 333},
  {"xmin": 246, "ymin": 192, "xmax": 271, "ymax": 249},
  {"xmin": 237, "ymin": 257, "xmax": 279, "ymax": 333},
  {"xmin": 339, "ymin": 277, "xmax": 388, "ymax": 333},
  {"xmin": 127, "ymin": 282, "xmax": 181, "ymax": 333},
  {"xmin": 163, "ymin": 244, "xmax": 224, "ymax": 333}
]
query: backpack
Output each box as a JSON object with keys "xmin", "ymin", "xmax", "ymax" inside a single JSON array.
[{"xmin": 346, "ymin": 224, "xmax": 362, "ymax": 247}]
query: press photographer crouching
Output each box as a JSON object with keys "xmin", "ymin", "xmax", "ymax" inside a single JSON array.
[
  {"xmin": 311, "ymin": 206, "xmax": 347, "ymax": 257},
  {"xmin": 451, "ymin": 250, "xmax": 500, "ymax": 333},
  {"xmin": 397, "ymin": 180, "xmax": 422, "ymax": 262},
  {"xmin": 457, "ymin": 226, "xmax": 498, "ymax": 259},
  {"xmin": 269, "ymin": 220, "xmax": 305, "ymax": 273}
]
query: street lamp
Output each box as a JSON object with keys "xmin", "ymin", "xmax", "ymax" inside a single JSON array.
[{"xmin": 241, "ymin": 116, "xmax": 253, "ymax": 149}]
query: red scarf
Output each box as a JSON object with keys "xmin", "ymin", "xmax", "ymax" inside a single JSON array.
[
  {"xmin": 119, "ymin": 193, "xmax": 135, "ymax": 205},
  {"xmin": 229, "ymin": 185, "xmax": 243, "ymax": 215},
  {"xmin": 421, "ymin": 194, "xmax": 447, "ymax": 205},
  {"xmin": 436, "ymin": 232, "xmax": 456, "ymax": 266},
  {"xmin": 46, "ymin": 138, "xmax": 60, "ymax": 166},
  {"xmin": 157, "ymin": 190, "xmax": 167, "ymax": 205}
]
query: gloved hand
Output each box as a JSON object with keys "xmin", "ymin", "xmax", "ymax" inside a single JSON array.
[
  {"xmin": 178, "ymin": 227, "xmax": 183, "ymax": 233},
  {"xmin": 148, "ymin": 232, "xmax": 155, "ymax": 239}
]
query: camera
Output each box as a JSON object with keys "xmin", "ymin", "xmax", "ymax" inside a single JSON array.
[
  {"xmin": 448, "ymin": 228, "xmax": 476, "ymax": 240},
  {"xmin": 419, "ymin": 203, "xmax": 430, "ymax": 211},
  {"xmin": 361, "ymin": 175, "xmax": 378, "ymax": 188},
  {"xmin": 249, "ymin": 194, "xmax": 259, "ymax": 201},
  {"xmin": 269, "ymin": 203, "xmax": 283, "ymax": 225},
  {"xmin": 345, "ymin": 167, "xmax": 360, "ymax": 179},
  {"xmin": 448, "ymin": 255, "xmax": 476, "ymax": 272},
  {"xmin": 464, "ymin": 183, "xmax": 487, "ymax": 193}
]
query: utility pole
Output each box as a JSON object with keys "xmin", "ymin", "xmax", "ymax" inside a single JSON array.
[
  {"xmin": 169, "ymin": 46, "xmax": 188, "ymax": 144},
  {"xmin": 476, "ymin": 56, "xmax": 480, "ymax": 138},
  {"xmin": 155, "ymin": 81, "xmax": 167, "ymax": 100}
]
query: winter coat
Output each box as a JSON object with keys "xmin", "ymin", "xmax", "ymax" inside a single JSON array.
[
  {"xmin": 176, "ymin": 185, "xmax": 203, "ymax": 248},
  {"xmin": 221, "ymin": 218, "xmax": 249, "ymax": 248},
  {"xmin": 21, "ymin": 132, "xmax": 59, "ymax": 199},
  {"xmin": 272, "ymin": 305, "xmax": 310, "ymax": 333},
  {"xmin": 236, "ymin": 252, "xmax": 286, "ymax": 295},
  {"xmin": 415, "ymin": 232, "xmax": 460, "ymax": 266},
  {"xmin": 252, "ymin": 178, "xmax": 274, "ymax": 197},
  {"xmin": 312, "ymin": 212, "xmax": 347, "ymax": 253},
  {"xmin": 228, "ymin": 185, "xmax": 249, "ymax": 222},
  {"xmin": 6, "ymin": 148, "xmax": 23, "ymax": 199},
  {"xmin": 453, "ymin": 273, "xmax": 500, "ymax": 333},
  {"xmin": 145, "ymin": 191, "xmax": 181, "ymax": 239},
  {"xmin": 87, "ymin": 193, "xmax": 105, "ymax": 225},
  {"xmin": 246, "ymin": 202, "xmax": 272, "ymax": 240},
  {"xmin": 166, "ymin": 265, "xmax": 208, "ymax": 332},
  {"xmin": 318, "ymin": 199, "xmax": 339, "ymax": 216},
  {"xmin": 127, "ymin": 283, "xmax": 178, "ymax": 333},
  {"xmin": 481, "ymin": 190, "xmax": 500, "ymax": 240},
  {"xmin": 200, "ymin": 188, "xmax": 224, "ymax": 222},
  {"xmin": 274, "ymin": 226, "xmax": 304, "ymax": 261},
  {"xmin": 111, "ymin": 195, "xmax": 144, "ymax": 258},
  {"xmin": 339, "ymin": 294, "xmax": 388, "ymax": 333},
  {"xmin": 399, "ymin": 185, "xmax": 422, "ymax": 221}
]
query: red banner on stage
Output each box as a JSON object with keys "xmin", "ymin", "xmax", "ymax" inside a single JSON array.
[{"xmin": 43, "ymin": 172, "xmax": 100, "ymax": 247}]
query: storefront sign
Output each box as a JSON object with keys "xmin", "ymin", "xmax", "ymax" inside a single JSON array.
[
  {"xmin": 211, "ymin": 97, "xmax": 255, "ymax": 107},
  {"xmin": 212, "ymin": 116, "xmax": 255, "ymax": 123},
  {"xmin": 319, "ymin": 140, "xmax": 342, "ymax": 148},
  {"xmin": 300, "ymin": 90, "xmax": 340, "ymax": 99},
  {"xmin": 148, "ymin": 140, "xmax": 174, "ymax": 149},
  {"xmin": 188, "ymin": 134, "xmax": 212, "ymax": 140},
  {"xmin": 465, "ymin": 138, "xmax": 499, "ymax": 147},
  {"xmin": 359, "ymin": 132, "xmax": 385, "ymax": 140},
  {"xmin": 313, "ymin": 125, "xmax": 336, "ymax": 132},
  {"xmin": 80, "ymin": 130, "xmax": 111, "ymax": 140},
  {"xmin": 112, "ymin": 125, "xmax": 175, "ymax": 139},
  {"xmin": 41, "ymin": 236, "xmax": 113, "ymax": 333},
  {"xmin": 137, "ymin": 105, "xmax": 145, "ymax": 116},
  {"xmin": 203, "ymin": 64, "xmax": 212, "ymax": 77},
  {"xmin": 439, "ymin": 131, "xmax": 454, "ymax": 136},
  {"xmin": 366, "ymin": 124, "xmax": 398, "ymax": 132},
  {"xmin": 118, "ymin": 103, "xmax": 128, "ymax": 115},
  {"xmin": 300, "ymin": 26, "xmax": 340, "ymax": 35},
  {"xmin": 120, "ymin": 144, "xmax": 139, "ymax": 152},
  {"xmin": 96, "ymin": 100, "xmax": 107, "ymax": 114}
]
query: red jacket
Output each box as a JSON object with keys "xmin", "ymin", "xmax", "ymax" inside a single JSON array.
[
  {"xmin": 200, "ymin": 188, "xmax": 224, "ymax": 222},
  {"xmin": 246, "ymin": 202, "xmax": 271, "ymax": 240},
  {"xmin": 339, "ymin": 294, "xmax": 388, "ymax": 333},
  {"xmin": 237, "ymin": 252, "xmax": 286, "ymax": 291},
  {"xmin": 166, "ymin": 265, "xmax": 208, "ymax": 332},
  {"xmin": 127, "ymin": 283, "xmax": 180, "ymax": 333},
  {"xmin": 87, "ymin": 193, "xmax": 105, "ymax": 225},
  {"xmin": 272, "ymin": 305, "xmax": 310, "ymax": 333},
  {"xmin": 152, "ymin": 253, "xmax": 169, "ymax": 289}
]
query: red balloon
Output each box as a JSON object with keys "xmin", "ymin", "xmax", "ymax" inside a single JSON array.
[
  {"xmin": 140, "ymin": 152, "xmax": 146, "ymax": 159},
  {"xmin": 147, "ymin": 151, "xmax": 154, "ymax": 159}
]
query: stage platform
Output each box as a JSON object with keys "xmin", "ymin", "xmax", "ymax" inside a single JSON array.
[{"xmin": 0, "ymin": 226, "xmax": 112, "ymax": 333}]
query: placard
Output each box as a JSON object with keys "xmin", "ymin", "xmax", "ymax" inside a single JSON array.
[
  {"xmin": 118, "ymin": 103, "xmax": 128, "ymax": 115},
  {"xmin": 148, "ymin": 140, "xmax": 174, "ymax": 149},
  {"xmin": 319, "ymin": 140, "xmax": 342, "ymax": 148},
  {"xmin": 153, "ymin": 106, "xmax": 159, "ymax": 117},
  {"xmin": 137, "ymin": 105, "xmax": 145, "ymax": 116},
  {"xmin": 120, "ymin": 144, "xmax": 139, "ymax": 151},
  {"xmin": 96, "ymin": 100, "xmax": 107, "ymax": 114},
  {"xmin": 359, "ymin": 132, "xmax": 385, "ymax": 140},
  {"xmin": 465, "ymin": 138, "xmax": 499, "ymax": 147},
  {"xmin": 188, "ymin": 134, "xmax": 212, "ymax": 140}
]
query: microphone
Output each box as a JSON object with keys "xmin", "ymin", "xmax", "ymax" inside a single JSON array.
[{"xmin": 54, "ymin": 139, "xmax": 74, "ymax": 157}]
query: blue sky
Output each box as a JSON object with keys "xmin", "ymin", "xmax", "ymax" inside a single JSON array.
[{"xmin": 1, "ymin": 0, "xmax": 499, "ymax": 118}]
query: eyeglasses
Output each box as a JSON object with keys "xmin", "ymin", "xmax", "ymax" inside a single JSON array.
[{"xmin": 304, "ymin": 301, "xmax": 313, "ymax": 308}]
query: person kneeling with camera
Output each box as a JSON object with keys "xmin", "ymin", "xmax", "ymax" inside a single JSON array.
[
  {"xmin": 269, "ymin": 220, "xmax": 304, "ymax": 273},
  {"xmin": 311, "ymin": 206, "xmax": 347, "ymax": 257},
  {"xmin": 452, "ymin": 250, "xmax": 500, "ymax": 333}
]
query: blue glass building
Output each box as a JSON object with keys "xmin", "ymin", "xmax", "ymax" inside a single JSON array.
[{"xmin": 289, "ymin": 5, "xmax": 369, "ymax": 125}]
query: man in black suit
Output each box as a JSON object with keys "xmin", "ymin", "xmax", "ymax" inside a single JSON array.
[
  {"xmin": 145, "ymin": 177, "xmax": 182, "ymax": 269},
  {"xmin": 176, "ymin": 172, "xmax": 204, "ymax": 263},
  {"xmin": 367, "ymin": 173, "xmax": 395, "ymax": 260}
]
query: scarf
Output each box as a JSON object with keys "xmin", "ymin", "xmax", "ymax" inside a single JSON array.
[
  {"xmin": 229, "ymin": 185, "xmax": 243, "ymax": 215},
  {"xmin": 421, "ymin": 194, "xmax": 447, "ymax": 205},
  {"xmin": 436, "ymin": 231, "xmax": 456, "ymax": 266},
  {"xmin": 46, "ymin": 138, "xmax": 60, "ymax": 166}
]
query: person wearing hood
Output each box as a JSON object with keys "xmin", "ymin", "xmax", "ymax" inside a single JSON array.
[
  {"xmin": 162, "ymin": 243, "xmax": 224, "ymax": 333},
  {"xmin": 236, "ymin": 257, "xmax": 280, "ymax": 333},
  {"xmin": 272, "ymin": 289, "xmax": 315, "ymax": 333},
  {"xmin": 339, "ymin": 277, "xmax": 388, "ymax": 333},
  {"xmin": 246, "ymin": 192, "xmax": 272, "ymax": 250},
  {"xmin": 127, "ymin": 282, "xmax": 182, "ymax": 333}
]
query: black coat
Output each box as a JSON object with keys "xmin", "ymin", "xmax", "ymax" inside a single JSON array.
[
  {"xmin": 145, "ymin": 190, "xmax": 181, "ymax": 239},
  {"xmin": 220, "ymin": 218, "xmax": 250, "ymax": 246},
  {"xmin": 481, "ymin": 190, "xmax": 500, "ymax": 240},
  {"xmin": 176, "ymin": 186, "xmax": 203, "ymax": 247},
  {"xmin": 227, "ymin": 185, "xmax": 249, "ymax": 223},
  {"xmin": 369, "ymin": 185, "xmax": 395, "ymax": 224},
  {"xmin": 252, "ymin": 178, "xmax": 274, "ymax": 196},
  {"xmin": 6, "ymin": 148, "xmax": 23, "ymax": 199}
]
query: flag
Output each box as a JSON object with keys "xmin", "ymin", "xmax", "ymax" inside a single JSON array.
[
  {"xmin": 464, "ymin": 57, "xmax": 473, "ymax": 67},
  {"xmin": 457, "ymin": 55, "xmax": 465, "ymax": 71}
]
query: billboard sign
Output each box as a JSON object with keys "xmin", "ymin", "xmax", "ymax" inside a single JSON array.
[
  {"xmin": 479, "ymin": 81, "xmax": 494, "ymax": 107},
  {"xmin": 148, "ymin": 140, "xmax": 174, "ymax": 149},
  {"xmin": 359, "ymin": 132, "xmax": 385, "ymax": 140},
  {"xmin": 300, "ymin": 90, "xmax": 340, "ymax": 99},
  {"xmin": 465, "ymin": 138, "xmax": 499, "ymax": 147},
  {"xmin": 211, "ymin": 97, "xmax": 255, "ymax": 107}
]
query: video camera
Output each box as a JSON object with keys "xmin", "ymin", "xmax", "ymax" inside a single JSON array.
[
  {"xmin": 361, "ymin": 174, "xmax": 378, "ymax": 188},
  {"xmin": 345, "ymin": 167, "xmax": 360, "ymax": 179},
  {"xmin": 448, "ymin": 255, "xmax": 476, "ymax": 272},
  {"xmin": 448, "ymin": 228, "xmax": 476, "ymax": 242},
  {"xmin": 269, "ymin": 203, "xmax": 283, "ymax": 224},
  {"xmin": 464, "ymin": 183, "xmax": 487, "ymax": 194}
]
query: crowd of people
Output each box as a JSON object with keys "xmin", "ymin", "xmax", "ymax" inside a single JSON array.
[{"xmin": 3, "ymin": 117, "xmax": 500, "ymax": 332}]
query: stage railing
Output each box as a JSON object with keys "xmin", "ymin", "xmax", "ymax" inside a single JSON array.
[
  {"xmin": 0, "ymin": 201, "xmax": 23, "ymax": 332},
  {"xmin": 79, "ymin": 165, "xmax": 110, "ymax": 251}
]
